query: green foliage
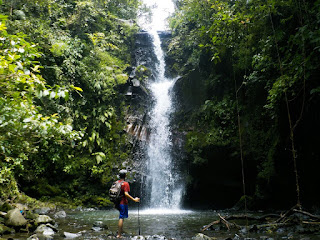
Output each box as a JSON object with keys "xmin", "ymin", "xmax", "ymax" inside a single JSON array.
[
  {"xmin": 169, "ymin": 0, "xmax": 320, "ymax": 206},
  {"xmin": 0, "ymin": 0, "xmax": 140, "ymax": 204}
]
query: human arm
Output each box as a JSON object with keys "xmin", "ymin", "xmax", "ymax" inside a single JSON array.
[{"xmin": 124, "ymin": 192, "xmax": 140, "ymax": 202}]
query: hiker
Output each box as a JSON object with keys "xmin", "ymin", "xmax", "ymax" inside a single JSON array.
[{"xmin": 116, "ymin": 169, "xmax": 140, "ymax": 238}]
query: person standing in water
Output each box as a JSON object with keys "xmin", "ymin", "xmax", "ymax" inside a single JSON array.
[{"xmin": 116, "ymin": 169, "xmax": 140, "ymax": 238}]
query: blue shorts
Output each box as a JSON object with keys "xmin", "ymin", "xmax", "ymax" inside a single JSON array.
[{"xmin": 118, "ymin": 204, "xmax": 128, "ymax": 219}]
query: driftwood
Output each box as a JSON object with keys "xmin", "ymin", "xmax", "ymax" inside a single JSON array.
[
  {"xmin": 293, "ymin": 209, "xmax": 320, "ymax": 220},
  {"xmin": 224, "ymin": 213, "xmax": 280, "ymax": 221},
  {"xmin": 201, "ymin": 205, "xmax": 320, "ymax": 234},
  {"xmin": 275, "ymin": 204, "xmax": 299, "ymax": 223}
]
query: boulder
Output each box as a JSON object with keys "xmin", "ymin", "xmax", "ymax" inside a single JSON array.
[
  {"xmin": 63, "ymin": 231, "xmax": 82, "ymax": 238},
  {"xmin": 53, "ymin": 210, "xmax": 66, "ymax": 219},
  {"xmin": 5, "ymin": 208, "xmax": 27, "ymax": 227},
  {"xmin": 193, "ymin": 233, "xmax": 214, "ymax": 240},
  {"xmin": 34, "ymin": 224, "xmax": 55, "ymax": 236},
  {"xmin": 35, "ymin": 215, "xmax": 53, "ymax": 225},
  {"xmin": 13, "ymin": 203, "xmax": 28, "ymax": 211}
]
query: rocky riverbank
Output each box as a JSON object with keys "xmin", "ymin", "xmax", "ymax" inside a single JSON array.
[{"xmin": 1, "ymin": 200, "xmax": 320, "ymax": 240}]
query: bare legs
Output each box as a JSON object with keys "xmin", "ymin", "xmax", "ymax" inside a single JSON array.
[{"xmin": 117, "ymin": 218, "xmax": 124, "ymax": 238}]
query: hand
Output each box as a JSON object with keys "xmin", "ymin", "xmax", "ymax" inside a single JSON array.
[{"xmin": 134, "ymin": 197, "xmax": 140, "ymax": 203}]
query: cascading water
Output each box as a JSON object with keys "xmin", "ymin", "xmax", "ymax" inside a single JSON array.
[{"xmin": 138, "ymin": 0, "xmax": 182, "ymax": 209}]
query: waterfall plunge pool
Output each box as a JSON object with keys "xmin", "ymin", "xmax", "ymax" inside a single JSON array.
[{"xmin": 26, "ymin": 209, "xmax": 320, "ymax": 240}]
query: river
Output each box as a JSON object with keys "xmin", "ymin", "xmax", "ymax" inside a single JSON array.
[{"xmin": 6, "ymin": 208, "xmax": 320, "ymax": 239}]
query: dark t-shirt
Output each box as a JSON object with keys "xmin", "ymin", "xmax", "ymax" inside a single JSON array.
[{"xmin": 117, "ymin": 180, "xmax": 130, "ymax": 205}]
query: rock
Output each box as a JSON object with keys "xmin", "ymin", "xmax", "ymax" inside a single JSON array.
[
  {"xmin": 35, "ymin": 215, "xmax": 53, "ymax": 225},
  {"xmin": 276, "ymin": 228, "xmax": 285, "ymax": 234},
  {"xmin": 25, "ymin": 211, "xmax": 39, "ymax": 220},
  {"xmin": 92, "ymin": 220, "xmax": 108, "ymax": 231},
  {"xmin": 76, "ymin": 206, "xmax": 83, "ymax": 211},
  {"xmin": 34, "ymin": 207, "xmax": 51, "ymax": 215},
  {"xmin": 91, "ymin": 226, "xmax": 103, "ymax": 231},
  {"xmin": 53, "ymin": 210, "xmax": 66, "ymax": 219},
  {"xmin": 34, "ymin": 224, "xmax": 55, "ymax": 236},
  {"xmin": 27, "ymin": 234, "xmax": 39, "ymax": 240},
  {"xmin": 0, "ymin": 202, "xmax": 14, "ymax": 212},
  {"xmin": 240, "ymin": 227, "xmax": 248, "ymax": 234},
  {"xmin": 193, "ymin": 233, "xmax": 213, "ymax": 240},
  {"xmin": 93, "ymin": 220, "xmax": 104, "ymax": 227},
  {"xmin": 0, "ymin": 223, "xmax": 15, "ymax": 234},
  {"xmin": 5, "ymin": 208, "xmax": 27, "ymax": 227},
  {"xmin": 145, "ymin": 235, "xmax": 168, "ymax": 240},
  {"xmin": 46, "ymin": 223, "xmax": 58, "ymax": 231},
  {"xmin": 131, "ymin": 236, "xmax": 146, "ymax": 240},
  {"xmin": 13, "ymin": 203, "xmax": 28, "ymax": 211},
  {"xmin": 63, "ymin": 231, "xmax": 82, "ymax": 238},
  {"xmin": 132, "ymin": 79, "xmax": 140, "ymax": 87}
]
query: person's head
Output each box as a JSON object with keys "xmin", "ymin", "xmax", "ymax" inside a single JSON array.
[{"xmin": 119, "ymin": 169, "xmax": 127, "ymax": 179}]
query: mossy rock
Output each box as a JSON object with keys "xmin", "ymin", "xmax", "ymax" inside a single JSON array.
[
  {"xmin": 0, "ymin": 223, "xmax": 15, "ymax": 234},
  {"xmin": 0, "ymin": 202, "xmax": 14, "ymax": 212},
  {"xmin": 25, "ymin": 211, "xmax": 39, "ymax": 220},
  {"xmin": 82, "ymin": 195, "xmax": 113, "ymax": 208}
]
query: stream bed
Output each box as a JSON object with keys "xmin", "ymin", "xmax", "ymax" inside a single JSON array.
[{"xmin": 5, "ymin": 209, "xmax": 320, "ymax": 240}]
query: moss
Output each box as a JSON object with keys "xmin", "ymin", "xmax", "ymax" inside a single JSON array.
[
  {"xmin": 81, "ymin": 195, "xmax": 113, "ymax": 208},
  {"xmin": 0, "ymin": 224, "xmax": 14, "ymax": 235},
  {"xmin": 0, "ymin": 202, "xmax": 14, "ymax": 212}
]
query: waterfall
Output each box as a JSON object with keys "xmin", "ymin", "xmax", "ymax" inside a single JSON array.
[{"xmin": 138, "ymin": 0, "xmax": 182, "ymax": 209}]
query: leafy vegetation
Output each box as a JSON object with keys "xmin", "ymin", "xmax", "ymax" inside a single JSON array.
[
  {"xmin": 0, "ymin": 0, "xmax": 140, "ymax": 206},
  {"xmin": 168, "ymin": 0, "xmax": 320, "ymax": 208}
]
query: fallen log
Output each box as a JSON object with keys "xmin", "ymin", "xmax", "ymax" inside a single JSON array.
[
  {"xmin": 225, "ymin": 214, "xmax": 280, "ymax": 221},
  {"xmin": 219, "ymin": 214, "xmax": 241, "ymax": 230},
  {"xmin": 293, "ymin": 209, "xmax": 320, "ymax": 220},
  {"xmin": 201, "ymin": 219, "xmax": 220, "ymax": 232},
  {"xmin": 275, "ymin": 204, "xmax": 299, "ymax": 223}
]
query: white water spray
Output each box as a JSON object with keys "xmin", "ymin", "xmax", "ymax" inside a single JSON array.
[{"xmin": 138, "ymin": 0, "xmax": 182, "ymax": 209}]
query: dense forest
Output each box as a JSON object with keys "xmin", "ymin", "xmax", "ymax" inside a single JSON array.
[
  {"xmin": 1, "ymin": 0, "xmax": 320, "ymax": 211},
  {"xmin": 167, "ymin": 0, "xmax": 320, "ymax": 209},
  {"xmin": 0, "ymin": 0, "xmax": 141, "ymax": 207}
]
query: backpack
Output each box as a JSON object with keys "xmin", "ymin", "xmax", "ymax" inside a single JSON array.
[{"xmin": 109, "ymin": 180, "xmax": 124, "ymax": 204}]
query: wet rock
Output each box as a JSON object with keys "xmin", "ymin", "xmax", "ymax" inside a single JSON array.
[
  {"xmin": 132, "ymin": 79, "xmax": 140, "ymax": 87},
  {"xmin": 91, "ymin": 226, "xmax": 103, "ymax": 231},
  {"xmin": 46, "ymin": 223, "xmax": 58, "ymax": 232},
  {"xmin": 145, "ymin": 235, "xmax": 168, "ymax": 240},
  {"xmin": 34, "ymin": 224, "xmax": 55, "ymax": 236},
  {"xmin": 27, "ymin": 234, "xmax": 39, "ymax": 240},
  {"xmin": 35, "ymin": 215, "xmax": 53, "ymax": 225},
  {"xmin": 259, "ymin": 236, "xmax": 273, "ymax": 240},
  {"xmin": 276, "ymin": 227, "xmax": 285, "ymax": 234},
  {"xmin": 240, "ymin": 227, "xmax": 248, "ymax": 234},
  {"xmin": 34, "ymin": 207, "xmax": 51, "ymax": 215},
  {"xmin": 53, "ymin": 210, "xmax": 66, "ymax": 219},
  {"xmin": 193, "ymin": 233, "xmax": 213, "ymax": 240},
  {"xmin": 131, "ymin": 236, "xmax": 146, "ymax": 240},
  {"xmin": 63, "ymin": 231, "xmax": 82, "ymax": 238},
  {"xmin": 93, "ymin": 220, "xmax": 104, "ymax": 227},
  {"xmin": 5, "ymin": 208, "xmax": 27, "ymax": 227}
]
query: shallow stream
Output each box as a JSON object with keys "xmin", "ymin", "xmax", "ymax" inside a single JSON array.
[{"xmin": 6, "ymin": 209, "xmax": 320, "ymax": 240}]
